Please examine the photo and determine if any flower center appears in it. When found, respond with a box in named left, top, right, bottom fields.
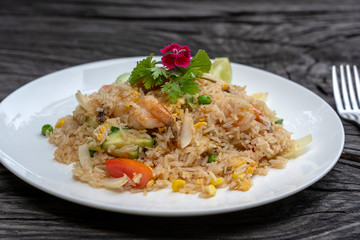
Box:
left=173, top=48, right=186, bottom=55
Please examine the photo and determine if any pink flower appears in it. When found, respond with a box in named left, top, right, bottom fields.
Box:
left=160, top=42, right=191, bottom=69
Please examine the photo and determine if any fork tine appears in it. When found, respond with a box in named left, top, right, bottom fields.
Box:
left=346, top=65, right=359, bottom=109
left=353, top=65, right=360, bottom=107
left=332, top=66, right=344, bottom=112
left=340, top=65, right=351, bottom=110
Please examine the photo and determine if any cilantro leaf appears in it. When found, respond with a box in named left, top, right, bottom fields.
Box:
left=179, top=77, right=199, bottom=95
left=143, top=74, right=156, bottom=89
left=184, top=50, right=212, bottom=73
left=151, top=67, right=168, bottom=79
left=161, top=80, right=182, bottom=103
left=151, top=67, right=168, bottom=86
left=129, top=54, right=155, bottom=86
left=186, top=94, right=196, bottom=108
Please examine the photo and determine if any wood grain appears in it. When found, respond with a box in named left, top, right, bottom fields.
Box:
left=0, top=0, right=359, bottom=239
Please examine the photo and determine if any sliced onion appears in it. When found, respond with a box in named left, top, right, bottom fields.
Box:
left=75, top=91, right=91, bottom=112
left=101, top=176, right=129, bottom=189
left=180, top=110, right=193, bottom=148
left=78, top=143, right=92, bottom=167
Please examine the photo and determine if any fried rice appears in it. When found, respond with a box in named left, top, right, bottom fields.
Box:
left=48, top=73, right=296, bottom=198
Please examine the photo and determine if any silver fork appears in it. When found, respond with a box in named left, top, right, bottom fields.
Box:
left=332, top=65, right=360, bottom=126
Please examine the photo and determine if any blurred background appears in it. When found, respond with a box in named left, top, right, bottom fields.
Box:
left=1, top=0, right=359, bottom=102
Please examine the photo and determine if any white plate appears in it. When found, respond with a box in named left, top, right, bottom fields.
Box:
left=0, top=57, right=344, bottom=216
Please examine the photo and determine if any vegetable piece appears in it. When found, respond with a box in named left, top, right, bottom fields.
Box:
left=172, top=179, right=185, bottom=192
left=101, top=176, right=129, bottom=189
left=274, top=118, right=283, bottom=124
left=89, top=149, right=96, bottom=157
left=109, top=145, right=140, bottom=159
left=75, top=91, right=91, bottom=112
left=102, top=84, right=111, bottom=90
left=194, top=122, right=207, bottom=131
left=209, top=57, right=232, bottom=83
left=208, top=154, right=218, bottom=163
left=251, top=92, right=268, bottom=102
left=101, top=128, right=154, bottom=150
left=41, top=124, right=53, bottom=136
left=210, top=177, right=224, bottom=186
left=180, top=110, right=193, bottom=148
left=105, top=158, right=153, bottom=188
left=116, top=73, right=130, bottom=83
left=205, top=184, right=217, bottom=197
left=78, top=143, right=93, bottom=167
left=198, top=95, right=211, bottom=105
left=85, top=117, right=99, bottom=128
left=282, top=134, right=312, bottom=158
left=109, top=126, right=120, bottom=134
left=186, top=94, right=196, bottom=108
left=55, top=118, right=65, bottom=128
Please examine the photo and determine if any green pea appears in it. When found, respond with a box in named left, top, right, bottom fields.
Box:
left=208, top=154, right=218, bottom=163
left=41, top=124, right=53, bottom=136
left=198, top=95, right=211, bottom=105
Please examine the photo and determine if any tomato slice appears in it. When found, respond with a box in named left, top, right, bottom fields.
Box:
left=105, top=158, right=153, bottom=188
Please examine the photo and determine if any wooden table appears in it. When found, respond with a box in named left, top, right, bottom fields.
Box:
left=1, top=0, right=359, bottom=239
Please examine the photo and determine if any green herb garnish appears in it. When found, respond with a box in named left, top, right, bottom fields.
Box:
left=128, top=49, right=211, bottom=106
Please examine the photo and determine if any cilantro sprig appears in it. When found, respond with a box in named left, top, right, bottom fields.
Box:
left=128, top=50, right=212, bottom=106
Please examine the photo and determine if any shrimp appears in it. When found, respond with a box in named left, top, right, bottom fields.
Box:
left=128, top=96, right=179, bottom=141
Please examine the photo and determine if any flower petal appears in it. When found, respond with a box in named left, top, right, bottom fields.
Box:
left=161, top=42, right=181, bottom=53
left=161, top=54, right=176, bottom=69
left=175, top=55, right=191, bottom=68
left=160, top=44, right=173, bottom=54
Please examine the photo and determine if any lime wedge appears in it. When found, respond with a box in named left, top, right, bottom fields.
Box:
left=116, top=73, right=130, bottom=83
left=209, top=57, right=232, bottom=83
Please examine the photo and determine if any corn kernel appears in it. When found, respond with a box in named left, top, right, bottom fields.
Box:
left=210, top=177, right=224, bottom=186
left=176, top=109, right=182, bottom=115
left=131, top=90, right=141, bottom=102
left=194, top=122, right=207, bottom=130
left=251, top=161, right=258, bottom=168
left=146, top=179, right=155, bottom=188
left=55, top=118, right=65, bottom=128
left=172, top=179, right=185, bottom=192
left=232, top=172, right=245, bottom=181
left=205, top=184, right=216, bottom=197
left=222, top=83, right=229, bottom=91
left=232, top=158, right=246, bottom=168
left=96, top=125, right=108, bottom=141
left=239, top=180, right=251, bottom=191
left=97, top=134, right=102, bottom=141
left=246, top=167, right=254, bottom=175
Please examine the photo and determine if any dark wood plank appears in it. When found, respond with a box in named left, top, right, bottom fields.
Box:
left=0, top=0, right=360, bottom=239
